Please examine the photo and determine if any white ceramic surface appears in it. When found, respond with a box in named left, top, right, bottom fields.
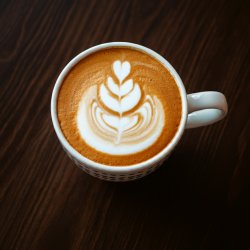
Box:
left=51, top=42, right=228, bottom=181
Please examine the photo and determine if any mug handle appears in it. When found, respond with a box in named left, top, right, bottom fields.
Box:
left=185, top=91, right=228, bottom=129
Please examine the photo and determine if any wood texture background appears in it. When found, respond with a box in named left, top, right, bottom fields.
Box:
left=1, top=0, right=249, bottom=249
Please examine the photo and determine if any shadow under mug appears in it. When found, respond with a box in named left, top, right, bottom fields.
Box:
left=51, top=42, right=228, bottom=182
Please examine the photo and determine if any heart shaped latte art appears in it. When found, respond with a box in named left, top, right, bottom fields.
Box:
left=113, top=61, right=131, bottom=82
left=77, top=60, right=165, bottom=155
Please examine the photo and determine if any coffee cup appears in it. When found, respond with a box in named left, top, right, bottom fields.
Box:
left=51, top=42, right=228, bottom=181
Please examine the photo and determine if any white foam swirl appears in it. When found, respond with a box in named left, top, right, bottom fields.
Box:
left=77, top=61, right=165, bottom=155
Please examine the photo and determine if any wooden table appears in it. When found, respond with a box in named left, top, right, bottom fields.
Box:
left=1, top=0, right=249, bottom=249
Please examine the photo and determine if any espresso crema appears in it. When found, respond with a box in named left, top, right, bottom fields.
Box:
left=57, top=48, right=182, bottom=166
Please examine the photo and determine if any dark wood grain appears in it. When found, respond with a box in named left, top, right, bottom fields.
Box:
left=1, top=0, right=249, bottom=249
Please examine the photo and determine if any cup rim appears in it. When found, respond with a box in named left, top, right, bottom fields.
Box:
left=51, top=42, right=187, bottom=173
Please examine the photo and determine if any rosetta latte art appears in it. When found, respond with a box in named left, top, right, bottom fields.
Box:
left=77, top=60, right=165, bottom=155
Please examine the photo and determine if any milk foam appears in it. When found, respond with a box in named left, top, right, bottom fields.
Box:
left=77, top=61, right=165, bottom=155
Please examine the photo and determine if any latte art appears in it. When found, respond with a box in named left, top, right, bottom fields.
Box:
left=77, top=61, right=165, bottom=155
left=57, top=47, right=182, bottom=166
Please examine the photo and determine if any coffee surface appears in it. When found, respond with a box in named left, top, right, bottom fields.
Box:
left=57, top=48, right=182, bottom=166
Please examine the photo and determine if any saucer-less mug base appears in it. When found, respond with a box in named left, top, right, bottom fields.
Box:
left=63, top=143, right=171, bottom=181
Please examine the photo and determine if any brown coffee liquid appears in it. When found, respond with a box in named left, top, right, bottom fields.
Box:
left=57, top=48, right=182, bottom=166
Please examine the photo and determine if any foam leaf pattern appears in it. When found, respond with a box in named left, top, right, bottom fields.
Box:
left=77, top=60, right=165, bottom=153
left=100, top=61, right=141, bottom=116
left=107, top=77, right=133, bottom=97
left=107, top=77, right=119, bottom=96
left=121, top=79, right=133, bottom=96
left=120, top=84, right=141, bottom=113
left=99, top=84, right=120, bottom=112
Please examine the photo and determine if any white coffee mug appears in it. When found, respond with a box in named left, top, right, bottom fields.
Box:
left=51, top=42, right=228, bottom=182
